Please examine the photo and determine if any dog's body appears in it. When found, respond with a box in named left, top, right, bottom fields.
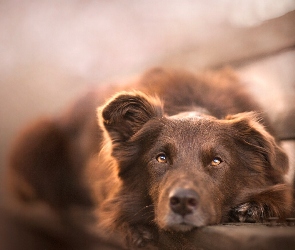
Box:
left=4, top=68, right=293, bottom=249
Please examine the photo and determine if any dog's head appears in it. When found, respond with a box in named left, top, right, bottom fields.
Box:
left=98, top=91, right=292, bottom=232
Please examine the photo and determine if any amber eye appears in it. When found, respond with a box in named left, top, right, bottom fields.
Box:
left=210, top=157, right=222, bottom=166
left=156, top=153, right=167, bottom=163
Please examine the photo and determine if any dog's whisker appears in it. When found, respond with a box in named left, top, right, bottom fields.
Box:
left=133, top=205, right=155, bottom=217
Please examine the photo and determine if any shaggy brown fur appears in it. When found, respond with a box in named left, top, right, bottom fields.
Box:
left=3, top=68, right=293, bottom=249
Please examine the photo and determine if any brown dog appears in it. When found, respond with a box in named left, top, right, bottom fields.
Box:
left=4, top=68, right=293, bottom=249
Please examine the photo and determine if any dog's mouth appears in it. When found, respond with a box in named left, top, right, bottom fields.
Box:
left=178, top=221, right=196, bottom=231
left=163, top=216, right=200, bottom=232
left=166, top=221, right=196, bottom=232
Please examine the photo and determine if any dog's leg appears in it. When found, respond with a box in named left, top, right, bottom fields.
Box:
left=125, top=224, right=158, bottom=249
left=229, top=184, right=293, bottom=223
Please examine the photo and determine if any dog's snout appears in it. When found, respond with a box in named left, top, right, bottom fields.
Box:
left=169, top=188, right=199, bottom=216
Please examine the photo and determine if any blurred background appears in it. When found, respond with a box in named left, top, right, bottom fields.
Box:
left=0, top=0, right=295, bottom=178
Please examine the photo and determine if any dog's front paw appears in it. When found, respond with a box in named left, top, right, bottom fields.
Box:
left=126, top=225, right=157, bottom=249
left=230, top=202, right=268, bottom=223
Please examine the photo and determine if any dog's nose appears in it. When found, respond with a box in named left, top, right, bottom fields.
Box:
left=169, top=188, right=199, bottom=216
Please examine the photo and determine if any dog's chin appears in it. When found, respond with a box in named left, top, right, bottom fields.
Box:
left=164, top=222, right=196, bottom=232
left=159, top=213, right=206, bottom=232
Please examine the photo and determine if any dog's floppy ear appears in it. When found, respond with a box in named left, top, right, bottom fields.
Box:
left=225, top=112, right=289, bottom=177
left=98, top=91, right=163, bottom=143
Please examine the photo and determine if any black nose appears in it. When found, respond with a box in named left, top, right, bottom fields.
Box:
left=169, top=188, right=199, bottom=216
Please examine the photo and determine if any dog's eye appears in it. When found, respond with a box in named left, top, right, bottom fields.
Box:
left=156, top=153, right=167, bottom=163
left=210, top=157, right=223, bottom=166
